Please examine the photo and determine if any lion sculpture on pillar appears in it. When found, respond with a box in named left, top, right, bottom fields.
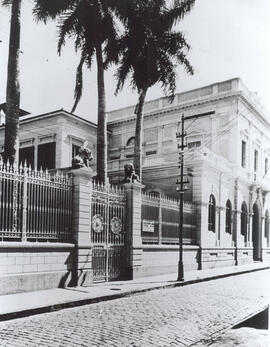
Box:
left=123, top=163, right=140, bottom=183
left=72, top=141, right=93, bottom=169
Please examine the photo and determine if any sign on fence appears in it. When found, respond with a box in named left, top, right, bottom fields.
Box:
left=142, top=220, right=155, bottom=233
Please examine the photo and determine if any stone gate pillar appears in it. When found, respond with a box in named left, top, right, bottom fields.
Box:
left=124, top=182, right=144, bottom=279
left=69, top=167, right=96, bottom=286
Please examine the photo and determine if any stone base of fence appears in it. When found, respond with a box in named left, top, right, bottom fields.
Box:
left=0, top=242, right=75, bottom=295
left=236, top=247, right=254, bottom=265
left=140, top=245, right=200, bottom=278
left=200, top=247, right=257, bottom=269
left=75, top=247, right=93, bottom=287
left=262, top=247, right=270, bottom=261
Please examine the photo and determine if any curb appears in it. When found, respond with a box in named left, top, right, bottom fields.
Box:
left=0, top=266, right=269, bottom=322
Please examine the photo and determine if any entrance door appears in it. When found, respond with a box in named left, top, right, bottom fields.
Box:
left=252, top=204, right=261, bottom=261
left=91, top=183, right=126, bottom=282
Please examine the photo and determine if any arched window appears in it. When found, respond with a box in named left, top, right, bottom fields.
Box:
left=208, top=194, right=216, bottom=232
left=126, top=137, right=135, bottom=147
left=265, top=210, right=269, bottom=246
left=225, top=199, right=232, bottom=234
left=241, top=202, right=248, bottom=238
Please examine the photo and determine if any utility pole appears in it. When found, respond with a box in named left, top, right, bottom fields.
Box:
left=176, top=114, right=188, bottom=281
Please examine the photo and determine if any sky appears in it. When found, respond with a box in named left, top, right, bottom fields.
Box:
left=0, top=0, right=270, bottom=124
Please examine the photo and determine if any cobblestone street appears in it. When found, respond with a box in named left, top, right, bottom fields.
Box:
left=0, top=270, right=269, bottom=347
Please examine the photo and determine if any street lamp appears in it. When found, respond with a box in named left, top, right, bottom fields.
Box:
left=176, top=114, right=188, bottom=281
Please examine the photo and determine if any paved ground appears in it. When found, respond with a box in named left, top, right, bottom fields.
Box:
left=0, top=270, right=269, bottom=346
left=194, top=328, right=269, bottom=347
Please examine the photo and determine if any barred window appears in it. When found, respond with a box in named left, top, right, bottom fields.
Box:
left=241, top=201, right=248, bottom=238
left=265, top=210, right=269, bottom=246
left=225, top=199, right=232, bottom=234
left=208, top=194, right=216, bottom=232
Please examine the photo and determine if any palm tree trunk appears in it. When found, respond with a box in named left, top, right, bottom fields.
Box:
left=95, top=42, right=107, bottom=183
left=4, top=0, right=22, bottom=166
left=134, top=88, right=147, bottom=181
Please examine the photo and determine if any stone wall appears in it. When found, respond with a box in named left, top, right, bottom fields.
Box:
left=237, top=248, right=254, bottom=265
left=141, top=245, right=199, bottom=277
left=0, top=243, right=75, bottom=295
left=262, top=248, right=270, bottom=261
left=200, top=248, right=235, bottom=269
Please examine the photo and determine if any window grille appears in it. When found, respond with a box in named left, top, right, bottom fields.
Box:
left=265, top=210, right=269, bottom=247
left=241, top=201, right=248, bottom=239
left=208, top=194, right=216, bottom=232
left=188, top=141, right=201, bottom=149
left=265, top=158, right=269, bottom=175
left=241, top=141, right=246, bottom=168
left=225, top=199, right=232, bottom=234
left=254, top=149, right=258, bottom=172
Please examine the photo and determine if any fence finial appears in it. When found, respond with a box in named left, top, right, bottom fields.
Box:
left=19, top=162, right=23, bottom=174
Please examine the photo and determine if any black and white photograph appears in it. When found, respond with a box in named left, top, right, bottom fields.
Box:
left=0, top=0, right=269, bottom=346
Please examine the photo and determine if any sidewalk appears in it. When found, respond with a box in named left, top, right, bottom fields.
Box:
left=0, top=262, right=269, bottom=322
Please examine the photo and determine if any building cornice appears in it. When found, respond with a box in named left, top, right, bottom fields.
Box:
left=108, top=92, right=240, bottom=127
left=0, top=109, right=98, bottom=130
left=108, top=90, right=270, bottom=130
left=238, top=92, right=270, bottom=128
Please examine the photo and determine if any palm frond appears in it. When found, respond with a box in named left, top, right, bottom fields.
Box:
left=33, top=0, right=77, bottom=23
left=2, top=0, right=12, bottom=6
left=176, top=51, right=194, bottom=75
left=165, top=0, right=196, bottom=29
left=115, top=53, right=132, bottom=95
left=71, top=53, right=86, bottom=113
left=103, top=10, right=120, bottom=67
left=57, top=8, right=81, bottom=54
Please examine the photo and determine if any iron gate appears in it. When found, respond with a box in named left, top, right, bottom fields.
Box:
left=91, top=182, right=126, bottom=282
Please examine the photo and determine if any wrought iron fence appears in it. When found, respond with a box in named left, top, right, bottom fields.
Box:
left=0, top=161, right=73, bottom=242
left=91, top=180, right=126, bottom=282
left=141, top=192, right=197, bottom=245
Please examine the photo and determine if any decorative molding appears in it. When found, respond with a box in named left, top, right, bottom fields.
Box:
left=38, top=133, right=56, bottom=144
left=108, top=92, right=240, bottom=126
left=20, top=138, right=35, bottom=148
left=68, top=134, right=85, bottom=146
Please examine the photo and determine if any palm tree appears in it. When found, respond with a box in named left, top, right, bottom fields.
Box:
left=33, top=0, right=121, bottom=182
left=2, top=0, right=22, bottom=166
left=115, top=0, right=195, bottom=180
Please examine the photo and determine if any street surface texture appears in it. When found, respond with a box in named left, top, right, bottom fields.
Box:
left=0, top=269, right=269, bottom=347
left=194, top=327, right=269, bottom=347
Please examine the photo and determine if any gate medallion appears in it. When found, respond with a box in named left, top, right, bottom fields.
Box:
left=92, top=214, right=103, bottom=233
left=111, top=217, right=122, bottom=235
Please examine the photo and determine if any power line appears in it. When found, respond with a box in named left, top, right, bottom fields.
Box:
left=184, top=111, right=243, bottom=164
left=185, top=117, right=198, bottom=131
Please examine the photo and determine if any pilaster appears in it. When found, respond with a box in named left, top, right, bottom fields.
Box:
left=69, top=167, right=96, bottom=286
left=124, top=182, right=144, bottom=279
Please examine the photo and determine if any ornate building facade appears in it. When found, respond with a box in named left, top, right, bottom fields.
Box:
left=0, top=77, right=269, bottom=270
left=107, top=78, right=270, bottom=268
